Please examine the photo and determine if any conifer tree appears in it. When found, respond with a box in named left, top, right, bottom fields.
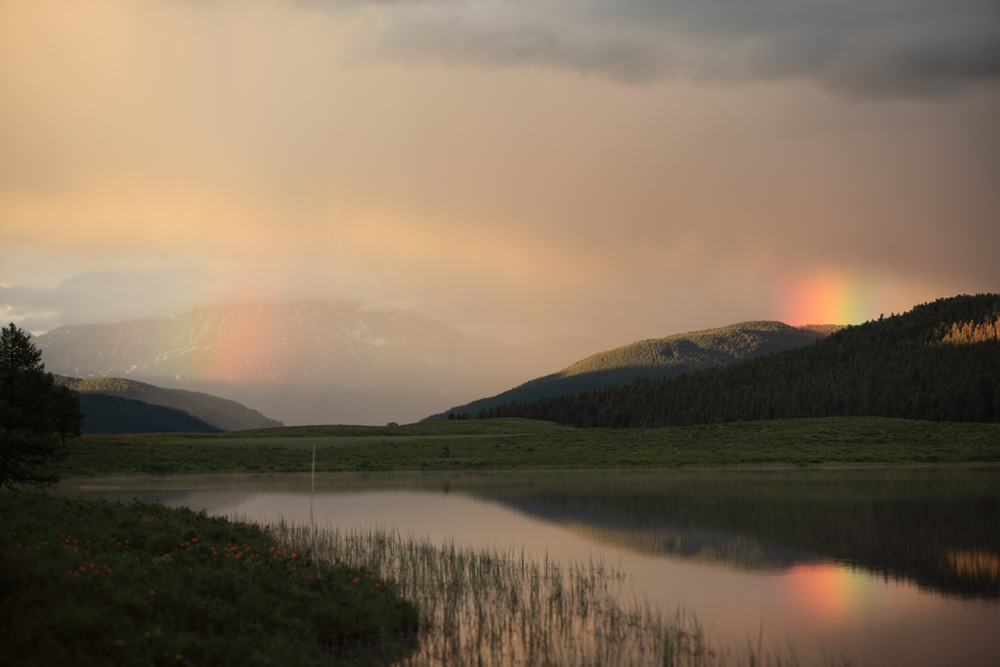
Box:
left=0, top=323, right=83, bottom=491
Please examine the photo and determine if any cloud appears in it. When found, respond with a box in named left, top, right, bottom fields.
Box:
left=329, top=0, right=1000, bottom=98
left=1, top=0, right=997, bottom=343
left=1, top=268, right=203, bottom=333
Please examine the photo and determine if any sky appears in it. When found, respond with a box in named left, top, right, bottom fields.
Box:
left=2, top=0, right=999, bottom=343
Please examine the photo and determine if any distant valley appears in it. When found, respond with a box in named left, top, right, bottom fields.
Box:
left=35, top=302, right=615, bottom=426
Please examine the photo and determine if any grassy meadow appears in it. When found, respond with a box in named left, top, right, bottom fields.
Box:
left=59, top=416, right=1000, bottom=477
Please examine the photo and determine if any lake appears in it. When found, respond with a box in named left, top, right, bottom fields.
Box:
left=57, top=466, right=1000, bottom=666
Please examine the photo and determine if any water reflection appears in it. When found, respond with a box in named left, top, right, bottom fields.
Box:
left=57, top=467, right=1000, bottom=667
left=458, top=468, right=1000, bottom=600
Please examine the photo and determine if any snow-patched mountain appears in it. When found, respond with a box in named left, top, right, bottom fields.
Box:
left=35, top=303, right=608, bottom=425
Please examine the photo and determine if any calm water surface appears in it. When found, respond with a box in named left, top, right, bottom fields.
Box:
left=58, top=467, right=1000, bottom=667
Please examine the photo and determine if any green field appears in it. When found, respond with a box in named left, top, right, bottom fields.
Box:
left=58, top=417, right=1000, bottom=477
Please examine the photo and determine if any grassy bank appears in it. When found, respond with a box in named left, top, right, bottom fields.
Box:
left=59, top=417, right=1000, bottom=477
left=0, top=492, right=417, bottom=667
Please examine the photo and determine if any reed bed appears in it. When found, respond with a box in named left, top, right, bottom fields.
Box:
left=259, top=519, right=823, bottom=667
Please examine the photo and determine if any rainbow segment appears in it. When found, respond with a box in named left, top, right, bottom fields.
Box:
left=781, top=563, right=878, bottom=624
left=199, top=313, right=295, bottom=383
left=778, top=271, right=876, bottom=326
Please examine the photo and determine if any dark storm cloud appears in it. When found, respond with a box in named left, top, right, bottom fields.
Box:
left=324, top=0, right=1000, bottom=97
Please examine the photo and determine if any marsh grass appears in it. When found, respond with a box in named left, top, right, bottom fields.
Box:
left=262, top=521, right=837, bottom=667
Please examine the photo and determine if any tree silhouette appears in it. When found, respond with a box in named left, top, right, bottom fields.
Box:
left=0, top=323, right=83, bottom=491
left=52, top=385, right=85, bottom=445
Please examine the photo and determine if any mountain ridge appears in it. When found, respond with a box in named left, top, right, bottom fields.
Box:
left=53, top=376, right=283, bottom=432
left=491, top=294, right=1000, bottom=427
left=425, top=320, right=841, bottom=421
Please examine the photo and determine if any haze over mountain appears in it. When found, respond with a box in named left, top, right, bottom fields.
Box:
left=428, top=321, right=840, bottom=421
left=35, top=302, right=616, bottom=426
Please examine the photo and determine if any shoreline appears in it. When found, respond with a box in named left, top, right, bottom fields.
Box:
left=55, top=459, right=1000, bottom=486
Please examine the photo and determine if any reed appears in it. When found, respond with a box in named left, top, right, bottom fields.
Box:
left=260, top=520, right=834, bottom=667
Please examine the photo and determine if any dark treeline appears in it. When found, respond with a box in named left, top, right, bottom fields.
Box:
left=426, top=321, right=839, bottom=423
left=484, top=294, right=1000, bottom=427
left=77, top=393, right=222, bottom=434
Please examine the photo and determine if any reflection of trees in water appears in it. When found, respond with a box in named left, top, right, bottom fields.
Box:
left=564, top=521, right=813, bottom=571
left=467, top=468, right=1000, bottom=600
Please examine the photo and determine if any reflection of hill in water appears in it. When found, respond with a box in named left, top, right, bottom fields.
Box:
left=564, top=521, right=814, bottom=571
left=484, top=493, right=815, bottom=571
left=461, top=468, right=1000, bottom=600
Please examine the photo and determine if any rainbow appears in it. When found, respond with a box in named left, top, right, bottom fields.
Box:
left=780, top=562, right=878, bottom=623
left=777, top=270, right=876, bottom=326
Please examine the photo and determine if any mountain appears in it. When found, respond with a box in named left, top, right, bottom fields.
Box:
left=75, top=393, right=223, bottom=434
left=54, top=376, right=282, bottom=431
left=426, top=321, right=840, bottom=421
left=493, top=294, right=1000, bottom=427
left=34, top=302, right=612, bottom=426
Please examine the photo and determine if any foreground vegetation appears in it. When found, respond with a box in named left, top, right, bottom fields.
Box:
left=57, top=416, right=1000, bottom=477
left=0, top=492, right=417, bottom=666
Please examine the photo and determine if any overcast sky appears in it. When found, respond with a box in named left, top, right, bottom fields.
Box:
left=2, top=0, right=998, bottom=342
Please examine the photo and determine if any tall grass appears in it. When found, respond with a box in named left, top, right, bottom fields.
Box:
left=261, top=521, right=834, bottom=667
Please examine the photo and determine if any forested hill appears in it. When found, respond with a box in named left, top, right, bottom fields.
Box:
left=490, top=294, right=1000, bottom=427
left=425, top=321, right=839, bottom=421
left=53, top=376, right=282, bottom=431
left=76, top=393, right=223, bottom=435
